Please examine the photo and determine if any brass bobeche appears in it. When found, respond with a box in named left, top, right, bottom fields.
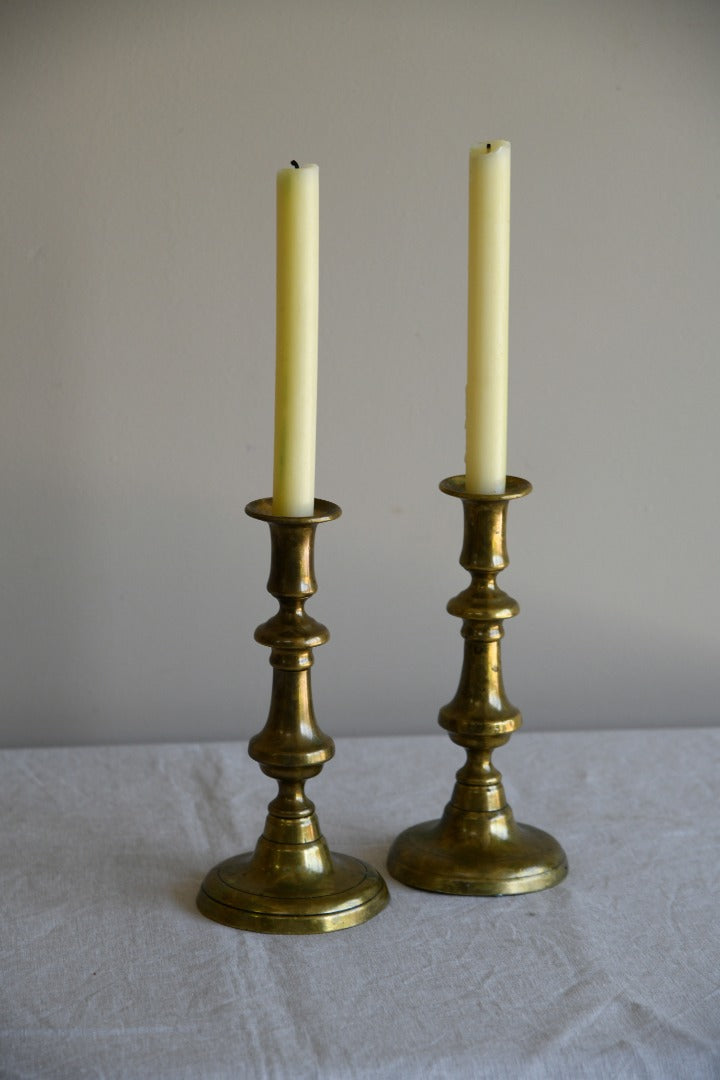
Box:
left=197, top=498, right=388, bottom=933
left=388, top=476, right=567, bottom=895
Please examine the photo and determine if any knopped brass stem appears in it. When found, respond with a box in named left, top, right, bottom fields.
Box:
left=388, top=476, right=567, bottom=895
left=197, top=498, right=388, bottom=933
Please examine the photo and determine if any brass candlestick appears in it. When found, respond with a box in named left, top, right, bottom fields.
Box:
left=388, top=475, right=567, bottom=895
left=197, top=498, right=389, bottom=933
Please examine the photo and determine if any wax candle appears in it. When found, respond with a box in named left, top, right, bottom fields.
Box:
left=272, top=162, right=319, bottom=517
left=465, top=141, right=511, bottom=495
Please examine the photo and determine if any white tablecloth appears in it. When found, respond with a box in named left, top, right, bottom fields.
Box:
left=2, top=728, right=719, bottom=1079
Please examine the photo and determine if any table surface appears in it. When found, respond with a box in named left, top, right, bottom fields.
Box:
left=2, top=728, right=719, bottom=1079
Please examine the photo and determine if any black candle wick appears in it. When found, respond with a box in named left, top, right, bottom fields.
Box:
left=290, top=160, right=300, bottom=169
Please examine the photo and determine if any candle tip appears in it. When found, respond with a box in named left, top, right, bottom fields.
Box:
left=486, top=143, right=491, bottom=151
left=290, top=160, right=300, bottom=169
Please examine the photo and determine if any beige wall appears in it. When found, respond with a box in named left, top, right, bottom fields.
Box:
left=2, top=0, right=719, bottom=746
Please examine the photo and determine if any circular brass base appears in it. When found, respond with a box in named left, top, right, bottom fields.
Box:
left=388, top=818, right=568, bottom=896
left=197, top=851, right=389, bottom=934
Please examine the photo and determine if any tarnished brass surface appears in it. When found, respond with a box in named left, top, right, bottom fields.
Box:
left=388, top=476, right=567, bottom=895
left=197, top=498, right=388, bottom=933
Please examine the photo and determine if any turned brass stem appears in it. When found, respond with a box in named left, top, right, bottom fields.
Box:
left=388, top=476, right=567, bottom=896
left=196, top=498, right=388, bottom=933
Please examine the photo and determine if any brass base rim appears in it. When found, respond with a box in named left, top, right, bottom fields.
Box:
left=388, top=819, right=568, bottom=896
left=197, top=852, right=389, bottom=934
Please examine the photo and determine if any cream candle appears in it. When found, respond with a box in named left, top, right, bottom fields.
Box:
left=272, top=162, right=319, bottom=517
left=465, top=140, right=511, bottom=495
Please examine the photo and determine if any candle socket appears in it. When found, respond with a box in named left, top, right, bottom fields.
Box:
left=197, top=498, right=389, bottom=933
left=388, top=476, right=567, bottom=895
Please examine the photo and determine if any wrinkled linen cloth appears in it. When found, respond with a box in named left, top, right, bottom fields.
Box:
left=1, top=728, right=719, bottom=1079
